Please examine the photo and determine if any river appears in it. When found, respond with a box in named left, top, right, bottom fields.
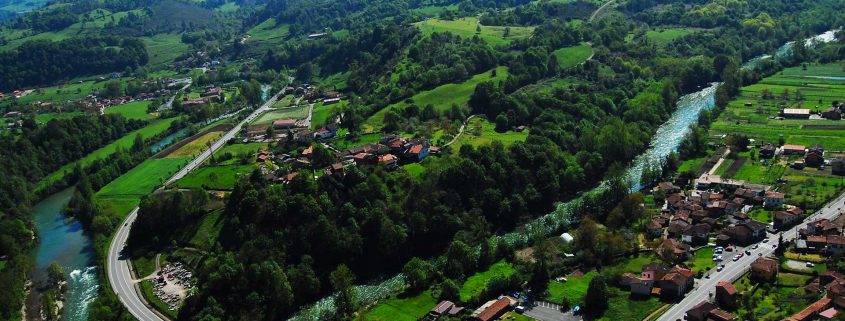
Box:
left=30, top=188, right=98, bottom=321
left=288, top=28, right=841, bottom=321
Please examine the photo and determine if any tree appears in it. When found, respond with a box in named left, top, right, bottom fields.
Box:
left=239, top=79, right=263, bottom=106
left=583, top=275, right=609, bottom=313
left=103, top=80, right=122, bottom=98
left=775, top=233, right=785, bottom=256
left=439, top=279, right=460, bottom=301
left=47, top=261, right=64, bottom=286
left=330, top=264, right=356, bottom=320
left=403, top=257, right=435, bottom=290
left=296, top=62, right=315, bottom=81
left=495, top=113, right=509, bottom=132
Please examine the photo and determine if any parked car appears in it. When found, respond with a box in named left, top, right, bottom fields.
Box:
left=806, top=262, right=816, bottom=268
left=745, top=250, right=751, bottom=255
left=752, top=244, right=759, bottom=249
left=763, top=239, right=769, bottom=243
left=717, top=266, right=724, bottom=272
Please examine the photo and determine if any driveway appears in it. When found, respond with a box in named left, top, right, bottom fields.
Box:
left=524, top=301, right=581, bottom=321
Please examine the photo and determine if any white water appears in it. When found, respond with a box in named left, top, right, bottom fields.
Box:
left=65, top=267, right=99, bottom=321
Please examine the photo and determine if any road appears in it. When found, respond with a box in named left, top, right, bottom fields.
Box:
left=107, top=89, right=285, bottom=321
left=589, top=0, right=614, bottom=22
left=657, top=191, right=845, bottom=321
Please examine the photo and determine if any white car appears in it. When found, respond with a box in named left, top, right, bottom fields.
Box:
left=732, top=255, right=740, bottom=261
left=717, top=266, right=724, bottom=272
left=806, top=262, right=816, bottom=268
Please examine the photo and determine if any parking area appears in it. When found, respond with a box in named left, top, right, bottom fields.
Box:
left=523, top=301, right=582, bottom=321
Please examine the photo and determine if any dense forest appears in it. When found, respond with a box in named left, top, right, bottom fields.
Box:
left=0, top=114, right=150, bottom=320
left=0, top=36, right=148, bottom=91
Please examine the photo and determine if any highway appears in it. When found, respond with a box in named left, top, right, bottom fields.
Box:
left=657, top=191, right=845, bottom=321
left=107, top=89, right=284, bottom=321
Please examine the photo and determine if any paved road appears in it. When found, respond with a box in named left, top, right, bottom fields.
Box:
left=657, top=191, right=845, bottom=321
left=107, top=89, right=285, bottom=321
left=525, top=301, right=580, bottom=321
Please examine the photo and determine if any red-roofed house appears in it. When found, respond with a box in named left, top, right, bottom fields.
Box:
left=428, top=300, right=463, bottom=319
left=786, top=297, right=831, bottom=321
left=273, top=119, right=298, bottom=129
left=715, top=281, right=739, bottom=309
left=472, top=297, right=512, bottom=321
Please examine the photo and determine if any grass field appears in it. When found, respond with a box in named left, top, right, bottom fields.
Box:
left=685, top=247, right=714, bottom=274
left=189, top=210, right=225, bottom=250
left=95, top=157, right=190, bottom=216
left=16, top=77, right=138, bottom=105
left=546, top=271, right=596, bottom=305
left=596, top=290, right=664, bottom=321
left=411, top=4, right=458, bottom=16
left=450, top=118, right=529, bottom=150
left=37, top=117, right=180, bottom=191
left=643, top=28, right=697, bottom=44
left=253, top=106, right=310, bottom=125
left=364, top=290, right=437, bottom=321
left=175, top=163, right=255, bottom=190
left=166, top=131, right=224, bottom=158
left=552, top=43, right=592, bottom=69
left=331, top=132, right=383, bottom=150
left=311, top=100, right=346, bottom=129
left=142, top=33, right=191, bottom=66
left=414, top=17, right=534, bottom=46
left=245, top=18, right=290, bottom=53
left=460, top=260, right=516, bottom=302
left=733, top=274, right=814, bottom=320
left=217, top=142, right=269, bottom=156
left=402, top=163, right=425, bottom=181
left=105, top=101, right=155, bottom=120
left=365, top=67, right=509, bottom=131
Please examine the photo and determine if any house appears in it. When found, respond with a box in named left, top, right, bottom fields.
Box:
left=823, top=107, right=842, bottom=120
left=323, top=97, right=341, bottom=105
left=630, top=278, right=653, bottom=296
left=819, top=308, right=838, bottom=320
left=378, top=154, right=399, bottom=169
left=764, top=191, right=784, bottom=208
left=407, top=143, right=429, bottom=161
left=428, top=300, right=463, bottom=320
left=716, top=281, right=740, bottom=309
left=273, top=119, right=299, bottom=129
left=721, top=220, right=767, bottom=245
left=774, top=210, right=803, bottom=230
left=658, top=266, right=694, bottom=299
left=655, top=181, right=681, bottom=194
left=646, top=219, right=663, bottom=238
left=759, top=144, right=776, bottom=158
left=785, top=298, right=831, bottom=321
left=806, top=145, right=825, bottom=167
left=782, top=108, right=811, bottom=119
left=826, top=235, right=845, bottom=254
left=750, top=257, right=779, bottom=281
left=782, top=144, right=807, bottom=156
left=685, top=301, right=735, bottom=321
left=681, top=223, right=711, bottom=245
left=314, top=125, right=337, bottom=140
left=660, top=238, right=691, bottom=261
left=805, top=218, right=841, bottom=236
left=353, top=153, right=376, bottom=165
left=832, top=158, right=845, bottom=175
left=471, top=297, right=514, bottom=321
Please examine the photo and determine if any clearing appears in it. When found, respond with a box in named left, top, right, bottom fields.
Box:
left=552, top=43, right=593, bottom=69
left=414, top=17, right=534, bottom=46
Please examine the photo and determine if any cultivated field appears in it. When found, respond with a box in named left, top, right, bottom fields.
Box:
left=165, top=131, right=224, bottom=158
left=449, top=118, right=529, bottom=150
left=105, top=101, right=155, bottom=120
left=552, top=43, right=593, bottom=69
left=253, top=106, right=310, bottom=125
left=95, top=157, right=190, bottom=216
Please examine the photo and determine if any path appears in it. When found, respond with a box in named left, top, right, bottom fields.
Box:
left=158, top=80, right=192, bottom=111
left=707, top=148, right=731, bottom=175
left=657, top=191, right=845, bottom=321
left=589, top=0, right=614, bottom=22
left=108, top=87, right=287, bottom=321
left=443, top=114, right=478, bottom=147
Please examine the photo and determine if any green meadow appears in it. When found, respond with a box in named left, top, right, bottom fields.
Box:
left=142, top=33, right=191, bottom=66
left=95, top=157, right=190, bottom=216
left=37, top=117, right=180, bottom=191
left=365, top=67, right=509, bottom=131
left=105, top=101, right=155, bottom=120
left=459, top=260, right=516, bottom=302
left=253, top=106, right=310, bottom=124
left=364, top=290, right=437, bottom=321
left=175, top=164, right=256, bottom=190
left=450, top=118, right=528, bottom=150
left=414, top=17, right=534, bottom=46
left=552, top=43, right=593, bottom=69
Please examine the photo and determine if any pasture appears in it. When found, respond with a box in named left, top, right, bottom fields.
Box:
left=365, top=67, right=509, bottom=131
left=449, top=118, right=528, bottom=150
left=459, top=260, right=516, bottom=302
left=95, top=157, right=190, bottom=216
left=165, top=131, right=224, bottom=158
left=105, top=101, right=155, bottom=120
left=364, top=290, right=437, bottom=321
left=552, top=43, right=593, bottom=69
left=414, top=17, right=534, bottom=46
left=253, top=106, right=310, bottom=125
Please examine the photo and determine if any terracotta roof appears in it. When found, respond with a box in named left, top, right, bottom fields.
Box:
left=475, top=298, right=510, bottom=321
left=782, top=144, right=806, bottom=151
left=786, top=298, right=831, bottom=321
left=431, top=301, right=454, bottom=314
left=751, top=257, right=778, bottom=274
left=819, top=307, right=838, bottom=319
left=708, top=308, right=735, bottom=321
left=828, top=235, right=845, bottom=245
left=409, top=144, right=424, bottom=154
left=717, top=281, right=737, bottom=295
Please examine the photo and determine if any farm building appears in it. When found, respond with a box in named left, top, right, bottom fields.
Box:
left=782, top=108, right=811, bottom=119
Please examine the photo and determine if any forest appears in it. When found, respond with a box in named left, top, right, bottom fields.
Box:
left=0, top=36, right=148, bottom=91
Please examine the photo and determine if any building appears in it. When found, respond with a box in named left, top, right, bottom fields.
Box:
left=660, top=238, right=691, bottom=261
left=750, top=257, right=779, bottom=281
left=774, top=210, right=803, bottom=230
left=471, top=297, right=514, bottom=321
left=428, top=300, right=463, bottom=320
left=759, top=144, right=776, bottom=158
left=646, top=219, right=663, bottom=238
left=785, top=298, right=831, bottom=321
left=827, top=235, right=845, bottom=254
left=782, top=144, right=807, bottom=156
left=764, top=191, right=784, bottom=208
left=832, top=158, right=845, bottom=176
left=806, top=145, right=825, bottom=167
left=685, top=301, right=735, bottom=321
left=822, top=107, right=842, bottom=120
left=655, top=181, right=682, bottom=194
left=378, top=154, right=399, bottom=169
left=782, top=108, right=811, bottom=119
left=716, top=281, right=740, bottom=309
left=273, top=119, right=299, bottom=129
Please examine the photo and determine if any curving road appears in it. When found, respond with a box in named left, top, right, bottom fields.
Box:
left=657, top=190, right=845, bottom=321
left=107, top=89, right=285, bottom=321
